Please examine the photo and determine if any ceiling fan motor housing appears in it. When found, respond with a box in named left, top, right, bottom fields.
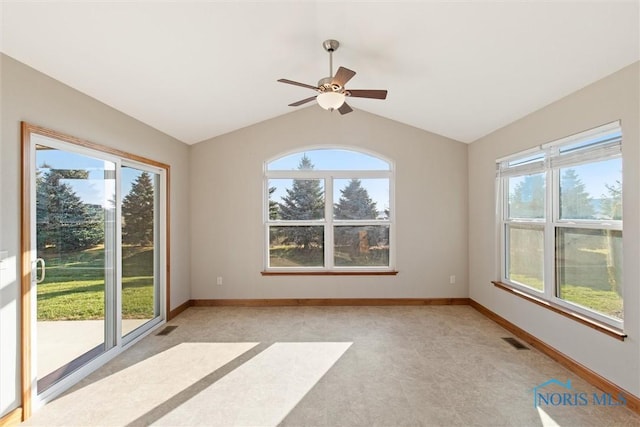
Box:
left=317, top=77, right=343, bottom=92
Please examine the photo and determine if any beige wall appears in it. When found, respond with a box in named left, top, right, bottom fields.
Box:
left=190, top=107, right=468, bottom=300
left=0, top=54, right=191, bottom=416
left=468, top=62, right=640, bottom=396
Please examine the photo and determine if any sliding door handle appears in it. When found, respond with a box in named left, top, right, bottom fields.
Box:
left=36, top=258, right=46, bottom=284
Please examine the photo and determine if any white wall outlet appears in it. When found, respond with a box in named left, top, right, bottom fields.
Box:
left=216, top=276, right=223, bottom=286
left=449, top=275, right=456, bottom=284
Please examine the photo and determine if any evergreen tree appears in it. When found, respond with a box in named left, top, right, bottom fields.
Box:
left=601, top=179, right=623, bottom=297
left=122, top=172, right=155, bottom=246
left=36, top=166, right=103, bottom=251
left=334, top=179, right=382, bottom=260
left=509, top=174, right=545, bottom=219
left=334, top=179, right=378, bottom=220
left=600, top=180, right=622, bottom=220
left=560, top=169, right=594, bottom=219
left=278, top=155, right=324, bottom=249
left=268, top=186, right=279, bottom=220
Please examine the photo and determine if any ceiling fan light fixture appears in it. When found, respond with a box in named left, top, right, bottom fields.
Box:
left=316, top=91, right=346, bottom=111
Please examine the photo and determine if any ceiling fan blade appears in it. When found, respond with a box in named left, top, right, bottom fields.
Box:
left=347, top=89, right=388, bottom=100
left=288, top=96, right=317, bottom=107
left=277, top=79, right=319, bottom=91
left=331, top=67, right=356, bottom=87
left=338, top=102, right=353, bottom=115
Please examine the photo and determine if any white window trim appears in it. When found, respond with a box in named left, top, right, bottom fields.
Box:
left=497, top=121, right=623, bottom=330
left=264, top=149, right=396, bottom=273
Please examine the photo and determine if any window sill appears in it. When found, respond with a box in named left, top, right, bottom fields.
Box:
left=261, top=271, right=399, bottom=276
left=492, top=281, right=626, bottom=341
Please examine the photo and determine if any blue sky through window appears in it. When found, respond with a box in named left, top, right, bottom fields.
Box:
left=37, top=148, right=140, bottom=207
left=268, top=149, right=391, bottom=215
left=268, top=149, right=389, bottom=171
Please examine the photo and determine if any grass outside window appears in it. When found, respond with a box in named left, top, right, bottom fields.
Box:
left=37, top=245, right=154, bottom=321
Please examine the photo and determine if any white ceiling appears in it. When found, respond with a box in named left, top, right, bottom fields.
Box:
left=1, top=1, right=638, bottom=145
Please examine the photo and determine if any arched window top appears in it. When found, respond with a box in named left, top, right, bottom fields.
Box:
left=267, top=148, right=390, bottom=171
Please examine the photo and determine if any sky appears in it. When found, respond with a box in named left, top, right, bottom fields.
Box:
left=36, top=148, right=148, bottom=207
left=507, top=129, right=623, bottom=202
left=509, top=157, right=622, bottom=200
left=268, top=149, right=391, bottom=215
left=563, top=158, right=622, bottom=198
left=267, top=149, right=390, bottom=171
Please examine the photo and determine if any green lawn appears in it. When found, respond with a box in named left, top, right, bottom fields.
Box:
left=269, top=245, right=324, bottom=267
left=37, top=246, right=155, bottom=321
left=510, top=274, right=622, bottom=319
left=269, top=245, right=389, bottom=267
left=559, top=284, right=623, bottom=320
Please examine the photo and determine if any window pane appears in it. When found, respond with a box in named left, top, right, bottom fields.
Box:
left=334, top=226, right=389, bottom=267
left=559, top=158, right=622, bottom=220
left=508, top=173, right=545, bottom=219
left=121, top=167, right=160, bottom=338
left=269, top=226, right=324, bottom=267
left=507, top=225, right=543, bottom=291
left=556, top=227, right=623, bottom=320
left=333, top=179, right=389, bottom=220
left=268, top=179, right=325, bottom=220
left=268, top=149, right=389, bottom=171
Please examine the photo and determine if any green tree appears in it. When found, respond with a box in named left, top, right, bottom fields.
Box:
left=278, top=155, right=324, bottom=249
left=334, top=179, right=384, bottom=261
left=560, top=169, right=594, bottom=219
left=600, top=180, right=622, bottom=220
left=509, top=174, right=545, bottom=218
left=122, top=172, right=155, bottom=246
left=334, top=179, right=378, bottom=220
left=601, top=179, right=623, bottom=297
left=268, top=186, right=279, bottom=220
left=36, top=166, right=103, bottom=252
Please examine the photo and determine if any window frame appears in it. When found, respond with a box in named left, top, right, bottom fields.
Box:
left=497, top=121, right=623, bottom=330
left=264, top=148, right=395, bottom=273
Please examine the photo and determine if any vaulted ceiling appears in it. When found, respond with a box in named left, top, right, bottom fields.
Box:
left=2, top=1, right=638, bottom=145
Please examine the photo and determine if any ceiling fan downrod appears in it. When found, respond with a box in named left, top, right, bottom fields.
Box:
left=323, top=39, right=340, bottom=79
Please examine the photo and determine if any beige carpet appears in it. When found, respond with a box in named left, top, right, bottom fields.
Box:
left=23, top=305, right=640, bottom=426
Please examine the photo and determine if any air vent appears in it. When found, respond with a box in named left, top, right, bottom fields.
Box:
left=502, top=337, right=529, bottom=350
left=156, top=325, right=178, bottom=336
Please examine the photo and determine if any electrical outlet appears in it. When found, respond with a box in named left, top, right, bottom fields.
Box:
left=216, top=276, right=223, bottom=286
left=449, top=275, right=456, bottom=284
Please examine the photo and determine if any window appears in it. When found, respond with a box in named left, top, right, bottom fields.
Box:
left=497, top=122, right=623, bottom=328
left=265, top=148, right=394, bottom=272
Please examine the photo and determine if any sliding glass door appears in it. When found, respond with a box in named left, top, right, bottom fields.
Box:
left=34, top=143, right=116, bottom=392
left=120, top=165, right=161, bottom=339
left=24, top=123, right=167, bottom=409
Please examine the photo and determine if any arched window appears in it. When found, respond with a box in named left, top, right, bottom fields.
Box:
left=264, top=148, right=394, bottom=272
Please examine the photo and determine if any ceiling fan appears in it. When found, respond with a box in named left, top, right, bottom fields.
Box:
left=277, top=39, right=388, bottom=115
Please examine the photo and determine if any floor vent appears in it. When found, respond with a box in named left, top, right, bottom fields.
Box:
left=157, top=325, right=178, bottom=336
left=502, top=337, right=529, bottom=350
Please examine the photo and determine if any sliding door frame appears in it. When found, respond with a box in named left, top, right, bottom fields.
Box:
left=20, top=122, right=171, bottom=419
left=120, top=160, right=166, bottom=345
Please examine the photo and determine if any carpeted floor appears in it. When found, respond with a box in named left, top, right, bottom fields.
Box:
left=23, top=305, right=640, bottom=426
